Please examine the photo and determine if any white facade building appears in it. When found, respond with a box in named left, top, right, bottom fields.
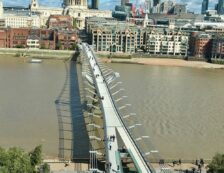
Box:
left=27, top=36, right=40, bottom=49
left=30, top=0, right=112, bottom=29
left=4, top=14, right=40, bottom=28
left=1, top=0, right=112, bottom=29
left=0, top=0, right=3, bottom=17
left=146, top=31, right=188, bottom=56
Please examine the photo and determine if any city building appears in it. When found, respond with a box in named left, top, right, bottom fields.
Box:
left=0, top=0, right=41, bottom=28
left=160, top=0, right=174, bottom=14
left=5, top=28, right=31, bottom=48
left=121, top=0, right=129, bottom=6
left=189, top=32, right=212, bottom=59
left=48, top=15, right=73, bottom=30
left=30, top=0, right=112, bottom=29
left=91, top=0, right=99, bottom=9
left=4, top=14, right=40, bottom=28
left=0, top=28, right=77, bottom=50
left=0, top=29, right=6, bottom=47
left=201, top=0, right=209, bottom=14
left=27, top=35, right=40, bottom=49
left=211, top=35, right=224, bottom=60
left=0, top=0, right=3, bottom=17
left=145, top=29, right=188, bottom=56
left=153, top=0, right=160, bottom=6
left=39, top=29, right=56, bottom=49
left=171, top=4, right=187, bottom=15
left=87, top=17, right=188, bottom=56
left=57, top=30, right=78, bottom=50
left=217, top=0, right=224, bottom=14
left=63, top=0, right=88, bottom=9
left=0, top=18, right=5, bottom=28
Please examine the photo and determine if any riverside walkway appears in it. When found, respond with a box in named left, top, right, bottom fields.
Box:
left=82, top=43, right=152, bottom=173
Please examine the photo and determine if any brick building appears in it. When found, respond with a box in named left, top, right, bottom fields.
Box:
left=48, top=15, right=73, bottom=30
left=57, top=30, right=78, bottom=50
left=189, top=32, right=212, bottom=59
left=211, top=35, right=224, bottom=60
left=39, top=29, right=56, bottom=49
left=6, top=28, right=30, bottom=48
left=0, top=29, right=6, bottom=47
left=0, top=28, right=78, bottom=50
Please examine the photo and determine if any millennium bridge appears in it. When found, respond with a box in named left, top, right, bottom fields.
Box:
left=55, top=43, right=171, bottom=173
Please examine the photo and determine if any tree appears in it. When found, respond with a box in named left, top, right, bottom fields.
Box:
left=207, top=153, right=224, bottom=173
left=71, top=43, right=78, bottom=50
left=0, top=147, right=33, bottom=173
left=56, top=41, right=62, bottom=50
left=73, top=18, right=77, bottom=29
left=0, top=146, right=46, bottom=173
left=42, top=163, right=50, bottom=173
left=29, top=145, right=43, bottom=167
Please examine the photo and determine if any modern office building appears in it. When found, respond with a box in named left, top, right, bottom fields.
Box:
left=153, top=0, right=160, bottom=6
left=91, top=0, right=99, bottom=9
left=217, top=0, right=224, bottom=14
left=201, top=0, right=209, bottom=14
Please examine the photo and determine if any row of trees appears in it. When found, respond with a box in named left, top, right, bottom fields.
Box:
left=207, top=153, right=224, bottom=173
left=0, top=145, right=50, bottom=173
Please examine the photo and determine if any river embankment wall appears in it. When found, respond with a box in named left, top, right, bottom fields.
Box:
left=0, top=48, right=75, bottom=60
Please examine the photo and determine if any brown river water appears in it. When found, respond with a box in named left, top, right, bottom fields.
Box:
left=0, top=56, right=224, bottom=160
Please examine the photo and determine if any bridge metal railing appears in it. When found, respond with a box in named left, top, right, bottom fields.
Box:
left=81, top=44, right=175, bottom=173
left=88, top=47, right=158, bottom=172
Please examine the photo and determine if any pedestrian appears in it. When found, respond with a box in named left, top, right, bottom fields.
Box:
left=109, top=145, right=112, bottom=150
left=113, top=135, right=116, bottom=142
left=172, top=161, right=176, bottom=167
left=117, top=165, right=120, bottom=170
left=178, top=159, right=182, bottom=165
left=200, top=159, right=204, bottom=167
left=198, top=164, right=201, bottom=172
left=195, top=159, right=199, bottom=166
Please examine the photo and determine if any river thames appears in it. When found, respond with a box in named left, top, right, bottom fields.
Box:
left=0, top=57, right=224, bottom=160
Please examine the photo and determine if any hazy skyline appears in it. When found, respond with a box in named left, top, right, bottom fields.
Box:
left=2, top=0, right=218, bottom=13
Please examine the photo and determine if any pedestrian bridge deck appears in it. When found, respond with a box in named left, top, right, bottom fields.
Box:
left=82, top=43, right=152, bottom=173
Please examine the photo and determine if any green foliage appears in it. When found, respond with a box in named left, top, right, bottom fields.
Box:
left=29, top=145, right=42, bottom=167
left=42, top=163, right=50, bottom=173
left=56, top=41, right=62, bottom=50
left=15, top=45, right=25, bottom=48
left=0, top=145, right=45, bottom=173
left=0, top=147, right=33, bottom=173
left=207, top=153, right=224, bottom=173
left=73, top=18, right=77, bottom=28
left=71, top=43, right=78, bottom=50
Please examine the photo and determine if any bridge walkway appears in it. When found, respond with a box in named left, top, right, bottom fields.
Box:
left=83, top=43, right=152, bottom=173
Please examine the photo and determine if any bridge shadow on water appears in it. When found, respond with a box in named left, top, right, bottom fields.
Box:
left=55, top=57, right=89, bottom=163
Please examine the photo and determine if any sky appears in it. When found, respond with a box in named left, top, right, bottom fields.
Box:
left=2, top=0, right=219, bottom=13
